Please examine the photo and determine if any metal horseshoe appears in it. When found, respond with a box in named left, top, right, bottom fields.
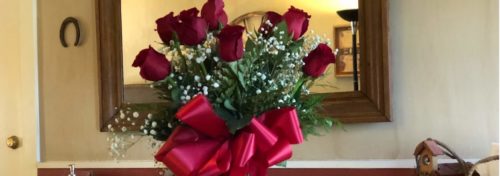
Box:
left=59, top=17, right=80, bottom=47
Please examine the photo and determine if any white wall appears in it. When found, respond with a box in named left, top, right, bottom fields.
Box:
left=293, top=0, right=499, bottom=160
left=40, top=0, right=498, bottom=162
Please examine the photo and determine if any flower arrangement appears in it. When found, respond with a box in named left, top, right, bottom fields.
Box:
left=109, top=0, right=340, bottom=175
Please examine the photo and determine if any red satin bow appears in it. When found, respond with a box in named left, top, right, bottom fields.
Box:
left=155, top=95, right=303, bottom=176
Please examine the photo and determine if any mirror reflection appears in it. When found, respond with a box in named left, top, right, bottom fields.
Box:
left=121, top=0, right=360, bottom=103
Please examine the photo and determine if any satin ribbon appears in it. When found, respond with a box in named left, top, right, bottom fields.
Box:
left=155, top=95, right=303, bottom=176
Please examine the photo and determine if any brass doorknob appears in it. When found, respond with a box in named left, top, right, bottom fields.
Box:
left=6, top=136, right=19, bottom=149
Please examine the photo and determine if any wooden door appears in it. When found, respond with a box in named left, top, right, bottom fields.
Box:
left=0, top=0, right=39, bottom=175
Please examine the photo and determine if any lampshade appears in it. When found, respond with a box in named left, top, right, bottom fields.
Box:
left=337, top=9, right=358, bottom=22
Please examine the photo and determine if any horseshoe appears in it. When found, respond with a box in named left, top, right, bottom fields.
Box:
left=59, top=17, right=80, bottom=47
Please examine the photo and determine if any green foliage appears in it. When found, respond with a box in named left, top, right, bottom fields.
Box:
left=128, top=19, right=339, bottom=141
left=294, top=95, right=341, bottom=138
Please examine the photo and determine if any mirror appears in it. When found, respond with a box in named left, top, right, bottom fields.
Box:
left=96, top=0, right=390, bottom=131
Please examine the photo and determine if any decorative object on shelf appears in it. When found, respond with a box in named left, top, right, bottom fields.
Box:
left=68, top=164, right=76, bottom=176
left=337, top=9, right=359, bottom=91
left=334, top=25, right=360, bottom=77
left=414, top=138, right=499, bottom=176
left=107, top=0, right=340, bottom=175
left=59, top=17, right=80, bottom=47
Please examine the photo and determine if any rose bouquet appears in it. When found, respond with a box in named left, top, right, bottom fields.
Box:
left=110, top=0, right=340, bottom=175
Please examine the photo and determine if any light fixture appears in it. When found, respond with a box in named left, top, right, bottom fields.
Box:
left=337, top=8, right=359, bottom=91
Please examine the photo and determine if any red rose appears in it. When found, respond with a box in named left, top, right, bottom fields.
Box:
left=175, top=8, right=208, bottom=46
left=303, top=44, right=335, bottom=78
left=201, top=0, right=228, bottom=30
left=217, top=25, right=244, bottom=62
left=259, top=11, right=282, bottom=36
left=283, top=6, right=310, bottom=40
left=156, top=12, right=177, bottom=45
left=132, top=46, right=171, bottom=81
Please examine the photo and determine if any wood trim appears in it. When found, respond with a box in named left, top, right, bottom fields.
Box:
left=39, top=168, right=416, bottom=176
left=321, top=0, right=391, bottom=123
left=96, top=0, right=391, bottom=131
left=96, top=0, right=124, bottom=131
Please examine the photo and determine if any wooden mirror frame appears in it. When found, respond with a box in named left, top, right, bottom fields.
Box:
left=96, top=0, right=390, bottom=131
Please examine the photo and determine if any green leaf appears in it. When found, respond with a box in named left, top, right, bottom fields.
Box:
left=224, top=85, right=236, bottom=97
left=218, top=22, right=224, bottom=31
left=276, top=161, right=287, bottom=167
left=245, top=39, right=256, bottom=53
left=273, top=21, right=291, bottom=42
left=292, top=77, right=306, bottom=99
left=325, top=119, right=333, bottom=127
left=228, top=62, right=247, bottom=90
left=170, top=88, right=181, bottom=105
left=223, top=99, right=237, bottom=111
left=214, top=107, right=252, bottom=134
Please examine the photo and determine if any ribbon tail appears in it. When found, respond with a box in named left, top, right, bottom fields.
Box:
left=154, top=126, right=224, bottom=176
left=248, top=158, right=269, bottom=176
left=264, top=140, right=293, bottom=166
left=199, top=141, right=232, bottom=176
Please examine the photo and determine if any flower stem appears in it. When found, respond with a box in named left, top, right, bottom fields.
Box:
left=200, top=63, right=208, bottom=76
left=292, top=77, right=307, bottom=98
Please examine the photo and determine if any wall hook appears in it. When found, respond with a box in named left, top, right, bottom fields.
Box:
left=59, top=17, right=80, bottom=47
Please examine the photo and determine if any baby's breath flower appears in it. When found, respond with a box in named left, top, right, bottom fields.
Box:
left=256, top=89, right=262, bottom=94
left=203, top=86, right=209, bottom=95
left=212, top=82, right=220, bottom=88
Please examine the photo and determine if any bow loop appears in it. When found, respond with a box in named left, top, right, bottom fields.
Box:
left=155, top=126, right=223, bottom=176
left=199, top=141, right=232, bottom=175
left=258, top=107, right=303, bottom=144
left=176, top=95, right=230, bottom=139
left=247, top=118, right=278, bottom=153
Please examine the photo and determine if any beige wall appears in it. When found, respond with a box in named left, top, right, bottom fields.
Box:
left=40, top=0, right=498, bottom=162
left=0, top=0, right=38, bottom=175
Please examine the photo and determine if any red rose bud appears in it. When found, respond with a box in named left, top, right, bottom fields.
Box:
left=132, top=46, right=171, bottom=81
left=217, top=25, right=245, bottom=62
left=259, top=11, right=282, bottom=36
left=283, top=6, right=311, bottom=40
left=303, top=44, right=336, bottom=78
left=175, top=8, right=208, bottom=46
left=201, top=0, right=228, bottom=30
left=156, top=12, right=177, bottom=45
